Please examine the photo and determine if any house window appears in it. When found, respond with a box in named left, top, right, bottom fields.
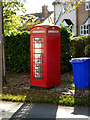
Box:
left=80, top=25, right=89, bottom=35
left=86, top=2, right=90, bottom=10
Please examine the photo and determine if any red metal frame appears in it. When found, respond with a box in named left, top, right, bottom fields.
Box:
left=30, top=25, right=61, bottom=88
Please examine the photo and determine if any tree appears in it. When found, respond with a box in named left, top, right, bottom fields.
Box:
left=1, top=0, right=26, bottom=84
left=53, top=0, right=82, bottom=24
left=0, top=0, right=7, bottom=85
left=3, top=0, right=26, bottom=35
left=0, top=1, right=3, bottom=90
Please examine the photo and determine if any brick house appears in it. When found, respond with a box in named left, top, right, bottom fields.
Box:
left=52, top=0, right=90, bottom=36
left=77, top=1, right=90, bottom=35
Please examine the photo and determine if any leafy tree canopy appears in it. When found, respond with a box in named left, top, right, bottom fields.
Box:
left=3, top=0, right=26, bottom=35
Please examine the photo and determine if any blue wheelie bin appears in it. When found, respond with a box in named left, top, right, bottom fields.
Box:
left=70, top=58, right=90, bottom=89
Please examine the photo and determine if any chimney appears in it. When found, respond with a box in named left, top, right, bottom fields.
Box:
left=42, top=5, right=48, bottom=18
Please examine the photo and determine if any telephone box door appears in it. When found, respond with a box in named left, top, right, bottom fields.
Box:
left=31, top=36, right=47, bottom=87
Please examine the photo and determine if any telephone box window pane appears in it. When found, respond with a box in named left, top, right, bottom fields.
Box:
left=35, top=59, right=43, bottom=64
left=35, top=43, right=42, bottom=48
left=34, top=38, right=43, bottom=42
left=34, top=64, right=42, bottom=69
left=35, top=70, right=41, bottom=74
left=34, top=49, right=42, bottom=53
left=34, top=54, right=43, bottom=58
left=35, top=75, right=41, bottom=79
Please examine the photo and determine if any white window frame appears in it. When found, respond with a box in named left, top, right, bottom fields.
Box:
left=80, top=24, right=89, bottom=35
left=85, top=2, right=90, bottom=10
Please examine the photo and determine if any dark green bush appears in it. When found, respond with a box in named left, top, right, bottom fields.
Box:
left=5, top=32, right=30, bottom=73
left=60, top=26, right=72, bottom=74
left=5, top=27, right=72, bottom=74
left=85, top=44, right=90, bottom=57
left=70, top=34, right=90, bottom=58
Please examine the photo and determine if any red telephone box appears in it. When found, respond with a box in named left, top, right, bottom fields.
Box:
left=30, top=25, right=61, bottom=88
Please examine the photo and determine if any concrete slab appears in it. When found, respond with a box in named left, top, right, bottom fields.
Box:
left=0, top=101, right=89, bottom=120
left=0, top=101, right=23, bottom=119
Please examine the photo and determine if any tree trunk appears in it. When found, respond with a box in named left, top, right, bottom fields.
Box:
left=2, top=2, right=7, bottom=85
left=0, top=1, right=3, bottom=96
left=0, top=1, right=6, bottom=85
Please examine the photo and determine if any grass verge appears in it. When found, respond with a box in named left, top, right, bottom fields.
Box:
left=2, top=93, right=90, bottom=107
left=2, top=72, right=90, bottom=107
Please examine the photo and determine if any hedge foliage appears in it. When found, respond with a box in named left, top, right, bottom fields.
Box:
left=60, top=26, right=72, bottom=74
left=5, top=27, right=71, bottom=73
left=5, top=28, right=90, bottom=74
left=70, top=34, right=90, bottom=58
left=5, top=32, right=30, bottom=73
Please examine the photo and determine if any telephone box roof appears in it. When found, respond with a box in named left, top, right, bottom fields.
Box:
left=31, top=24, right=60, bottom=30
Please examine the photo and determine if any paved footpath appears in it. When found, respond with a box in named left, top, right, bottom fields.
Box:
left=0, top=101, right=90, bottom=120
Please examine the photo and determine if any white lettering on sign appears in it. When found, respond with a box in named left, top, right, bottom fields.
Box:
left=48, top=30, right=59, bottom=33
left=32, top=30, right=45, bottom=33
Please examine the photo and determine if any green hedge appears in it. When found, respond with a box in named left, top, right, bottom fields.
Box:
left=70, top=34, right=90, bottom=58
left=5, top=32, right=30, bottom=73
left=5, top=27, right=71, bottom=73
left=60, top=27, right=72, bottom=74
left=6, top=28, right=90, bottom=74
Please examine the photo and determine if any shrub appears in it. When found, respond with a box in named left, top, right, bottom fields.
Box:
left=60, top=26, right=72, bottom=74
left=70, top=34, right=90, bottom=58
left=5, top=32, right=30, bottom=73
left=85, top=44, right=90, bottom=57
left=5, top=26, right=72, bottom=74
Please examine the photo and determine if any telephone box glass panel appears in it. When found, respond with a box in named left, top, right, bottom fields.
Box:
left=33, top=38, right=44, bottom=80
left=34, top=43, right=42, bottom=48
left=34, top=54, right=43, bottom=59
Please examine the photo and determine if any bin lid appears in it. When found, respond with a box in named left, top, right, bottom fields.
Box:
left=70, top=58, right=90, bottom=63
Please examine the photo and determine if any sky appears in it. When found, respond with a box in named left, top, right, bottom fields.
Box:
left=17, top=0, right=55, bottom=15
